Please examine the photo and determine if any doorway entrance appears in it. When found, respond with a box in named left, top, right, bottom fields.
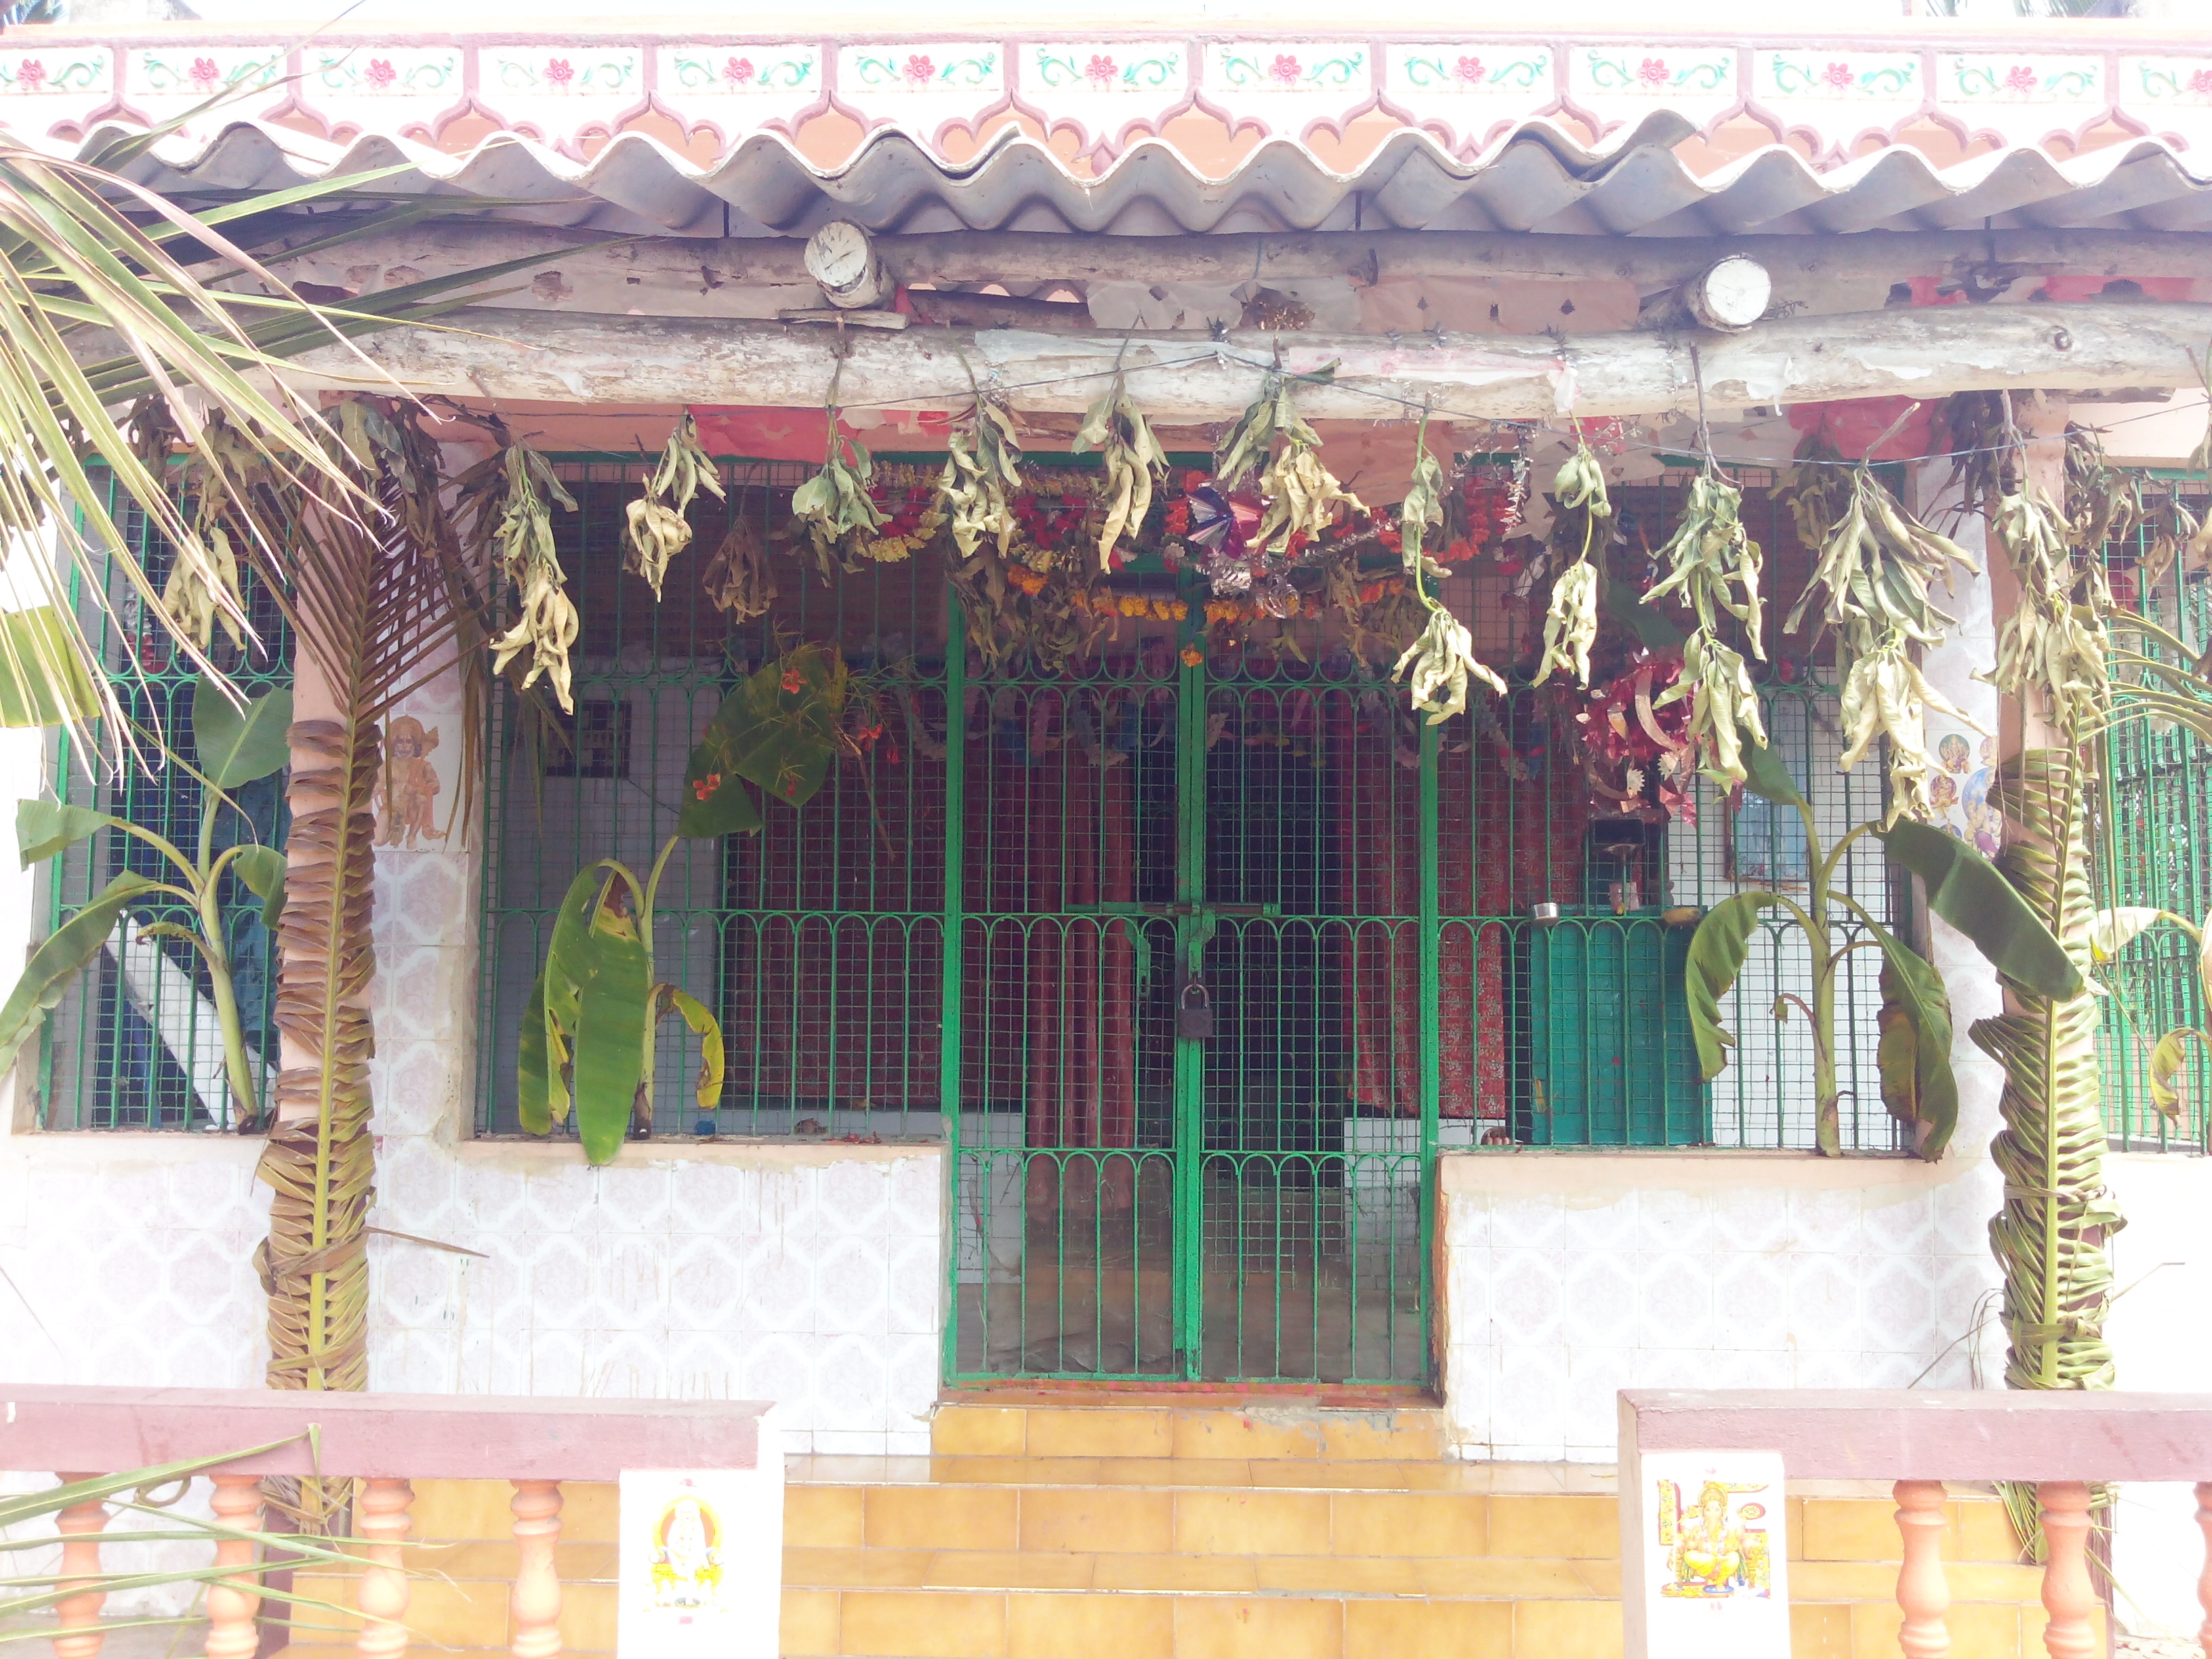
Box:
left=947, top=623, right=1436, bottom=1385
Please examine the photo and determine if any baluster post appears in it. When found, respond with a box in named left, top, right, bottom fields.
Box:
left=508, top=1479, right=563, bottom=1659
left=355, top=1478, right=413, bottom=1659
left=52, top=1473, right=110, bottom=1659
left=1893, top=1478, right=1951, bottom=1658
left=2037, top=1481, right=2097, bottom=1659
left=204, top=1475, right=266, bottom=1659
left=2193, top=1481, right=2210, bottom=1658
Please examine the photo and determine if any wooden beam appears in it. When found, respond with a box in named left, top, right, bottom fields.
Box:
left=272, top=222, right=2212, bottom=297
left=301, top=299, right=2212, bottom=422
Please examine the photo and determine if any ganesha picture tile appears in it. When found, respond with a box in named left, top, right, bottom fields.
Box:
left=1636, top=1450, right=1790, bottom=1658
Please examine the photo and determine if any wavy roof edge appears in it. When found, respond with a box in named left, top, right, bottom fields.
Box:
left=89, top=112, right=2212, bottom=241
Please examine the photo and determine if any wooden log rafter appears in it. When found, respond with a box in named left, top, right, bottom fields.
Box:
left=305, top=298, right=2212, bottom=424
left=270, top=222, right=2212, bottom=295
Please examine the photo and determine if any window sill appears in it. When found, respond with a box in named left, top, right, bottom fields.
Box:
left=457, top=1134, right=945, bottom=1170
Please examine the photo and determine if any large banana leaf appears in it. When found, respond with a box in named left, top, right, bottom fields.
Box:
left=658, top=984, right=726, bottom=1111
left=0, top=607, right=100, bottom=728
left=541, top=861, right=652, bottom=1164
left=192, top=676, right=293, bottom=788
left=0, top=870, right=159, bottom=1076
left=1868, top=926, right=1959, bottom=1156
left=517, top=966, right=553, bottom=1136
left=229, top=842, right=287, bottom=930
left=1683, top=890, right=1782, bottom=1080
left=1878, top=820, right=2083, bottom=1002
left=1740, top=739, right=1806, bottom=808
left=16, top=798, right=115, bottom=867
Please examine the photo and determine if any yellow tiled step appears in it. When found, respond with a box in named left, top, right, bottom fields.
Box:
left=929, top=1398, right=1446, bottom=1462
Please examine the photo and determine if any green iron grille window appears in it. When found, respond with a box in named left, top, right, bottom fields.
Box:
left=39, top=478, right=291, bottom=1130
left=477, top=457, right=953, bottom=1141
left=476, top=461, right=1904, bottom=1158
left=2096, top=486, right=2212, bottom=1153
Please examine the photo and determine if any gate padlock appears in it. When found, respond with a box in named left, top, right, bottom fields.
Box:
left=1176, top=980, right=1213, bottom=1042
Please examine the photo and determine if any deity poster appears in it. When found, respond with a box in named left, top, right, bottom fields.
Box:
left=617, top=1446, right=784, bottom=1659
left=1635, top=1451, right=1789, bottom=1658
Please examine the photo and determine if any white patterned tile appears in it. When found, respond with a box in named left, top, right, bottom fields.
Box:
left=886, top=1235, right=941, bottom=1336
left=525, top=1234, right=594, bottom=1330
left=520, top=1161, right=598, bottom=1233
left=741, top=1334, right=817, bottom=1431
left=1558, top=1195, right=1639, bottom=1252
left=813, top=1333, right=888, bottom=1427
left=586, top=1328, right=668, bottom=1398
left=378, top=1134, right=458, bottom=1229
left=591, top=1231, right=668, bottom=1330
left=1561, top=1255, right=1637, bottom=1348
left=593, top=1163, right=673, bottom=1233
left=886, top=1154, right=943, bottom=1235
left=813, top=1237, right=890, bottom=1336
left=1631, top=1188, right=1713, bottom=1254
left=1488, top=1249, right=1565, bottom=1345
left=1793, top=1349, right=1865, bottom=1389
left=1492, top=1345, right=1570, bottom=1462
left=670, top=1162, right=760, bottom=1233
left=525, top=1328, right=586, bottom=1395
left=1490, top=1194, right=1569, bottom=1250
left=820, top=1160, right=890, bottom=1236
left=882, top=1332, right=938, bottom=1429
left=739, top=1237, right=815, bottom=1335
left=1711, top=1252, right=1791, bottom=1350
left=1707, top=1185, right=1789, bottom=1254
left=1785, top=1188, right=1864, bottom=1254
left=757, top=1166, right=824, bottom=1237
left=1635, top=1253, right=1717, bottom=1350
left=1784, top=1252, right=1863, bottom=1351
left=1931, top=1253, right=1999, bottom=1344
left=811, top=1428, right=890, bottom=1456
left=1862, top=1187, right=1935, bottom=1256
left=666, top=1235, right=743, bottom=1329
left=1861, top=1350, right=1933, bottom=1389
left=663, top=1328, right=745, bottom=1397
left=1858, top=1256, right=1938, bottom=1354
left=1564, top=1344, right=1633, bottom=1443
left=1933, top=1163, right=2003, bottom=1255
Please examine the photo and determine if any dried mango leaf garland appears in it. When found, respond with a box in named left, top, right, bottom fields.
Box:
left=1782, top=438, right=1981, bottom=822
left=1393, top=416, right=1504, bottom=722
left=625, top=412, right=725, bottom=599
left=1214, top=362, right=1368, bottom=557
left=1071, top=373, right=1166, bottom=569
left=464, top=438, right=581, bottom=713
left=791, top=416, right=886, bottom=575
left=1643, top=470, right=1769, bottom=791
left=702, top=513, right=775, bottom=622
left=941, top=390, right=1024, bottom=559
left=1536, top=443, right=1607, bottom=686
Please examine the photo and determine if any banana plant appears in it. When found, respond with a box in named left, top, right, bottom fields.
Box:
left=2085, top=903, right=2208, bottom=1124
left=0, top=676, right=289, bottom=1122
left=1685, top=740, right=2079, bottom=1158
left=518, top=644, right=848, bottom=1162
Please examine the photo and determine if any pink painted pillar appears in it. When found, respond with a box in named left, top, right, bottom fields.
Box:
left=354, top=1477, right=413, bottom=1659
left=203, top=1474, right=266, bottom=1659
left=2037, top=1481, right=2097, bottom=1659
left=52, top=1475, right=110, bottom=1659
left=508, top=1479, right=563, bottom=1659
left=2195, top=1481, right=2211, bottom=1659
left=1893, top=1478, right=1951, bottom=1658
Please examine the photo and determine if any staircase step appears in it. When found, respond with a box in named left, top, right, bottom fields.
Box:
left=790, top=1454, right=1591, bottom=1494
left=786, top=1545, right=1612, bottom=1599
left=929, top=1397, right=1446, bottom=1462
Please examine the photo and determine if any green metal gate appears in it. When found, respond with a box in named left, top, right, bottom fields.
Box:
left=945, top=605, right=1434, bottom=1385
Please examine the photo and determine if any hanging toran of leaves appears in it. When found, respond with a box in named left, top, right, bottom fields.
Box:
left=1536, top=442, right=1607, bottom=685
left=1392, top=413, right=1504, bottom=722
left=1781, top=434, right=1982, bottom=823
left=1214, top=362, right=1368, bottom=554
left=1643, top=471, right=1769, bottom=791
left=940, top=389, right=1024, bottom=559
left=1070, top=373, right=1166, bottom=569
left=790, top=415, right=886, bottom=577
left=464, top=438, right=581, bottom=714
left=701, top=513, right=775, bottom=621
left=625, top=411, right=725, bottom=599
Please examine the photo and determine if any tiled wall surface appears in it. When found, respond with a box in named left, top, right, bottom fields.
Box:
left=1438, top=1151, right=2006, bottom=1462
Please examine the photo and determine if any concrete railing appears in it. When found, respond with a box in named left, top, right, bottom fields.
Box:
left=1619, top=1389, right=2212, bottom=1659
left=0, top=1386, right=780, bottom=1657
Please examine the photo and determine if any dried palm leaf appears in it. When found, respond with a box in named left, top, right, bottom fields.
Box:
left=1071, top=373, right=1166, bottom=569
left=703, top=514, right=776, bottom=620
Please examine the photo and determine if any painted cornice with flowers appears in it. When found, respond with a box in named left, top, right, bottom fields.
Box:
left=3, top=28, right=2211, bottom=172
